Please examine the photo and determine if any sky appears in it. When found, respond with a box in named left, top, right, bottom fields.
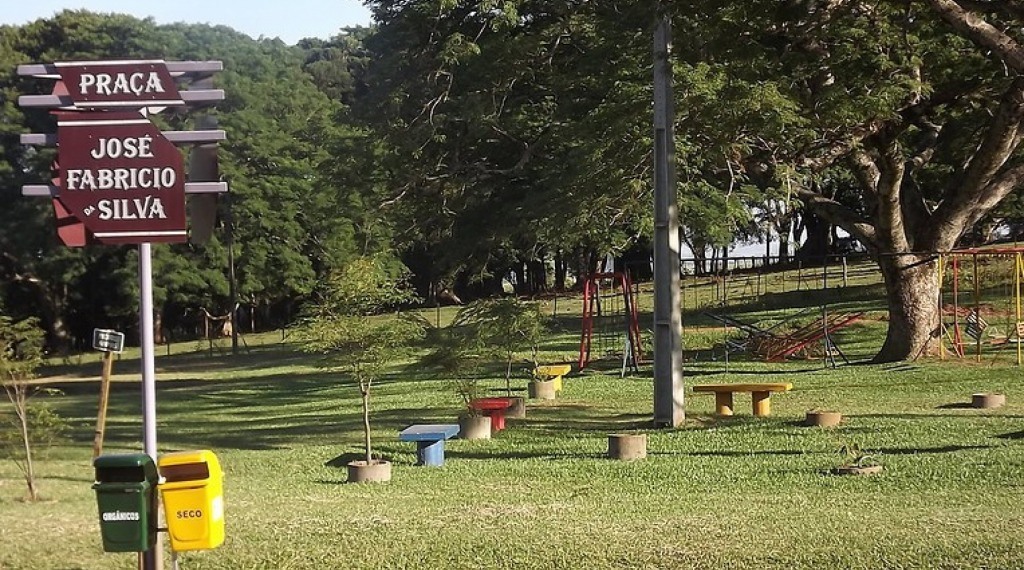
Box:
left=0, top=0, right=373, bottom=45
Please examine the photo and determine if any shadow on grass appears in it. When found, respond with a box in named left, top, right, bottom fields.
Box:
left=678, top=449, right=806, bottom=457
left=54, top=372, right=463, bottom=451
left=325, top=452, right=371, bottom=468
left=873, top=444, right=992, bottom=454
left=445, top=449, right=595, bottom=461
left=521, top=409, right=654, bottom=434
left=684, top=367, right=822, bottom=378
left=995, top=430, right=1024, bottom=440
left=849, top=413, right=1024, bottom=420
left=936, top=402, right=974, bottom=409
left=39, top=343, right=312, bottom=379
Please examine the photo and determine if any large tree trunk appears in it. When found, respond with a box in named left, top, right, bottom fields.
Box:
left=874, top=254, right=940, bottom=362
left=154, top=308, right=165, bottom=345
left=528, top=257, right=547, bottom=294
left=554, top=250, right=567, bottom=291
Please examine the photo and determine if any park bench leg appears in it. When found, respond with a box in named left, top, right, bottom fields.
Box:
left=416, top=439, right=447, bottom=467
left=752, top=391, right=771, bottom=416
left=553, top=375, right=563, bottom=392
left=487, top=411, right=506, bottom=431
left=714, top=392, right=734, bottom=416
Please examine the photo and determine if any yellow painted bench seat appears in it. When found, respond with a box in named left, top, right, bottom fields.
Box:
left=534, top=365, right=572, bottom=392
left=692, top=383, right=793, bottom=417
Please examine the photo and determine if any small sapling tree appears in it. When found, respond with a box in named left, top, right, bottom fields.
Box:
left=454, top=298, right=545, bottom=396
left=421, top=326, right=485, bottom=416
left=300, top=257, right=423, bottom=465
left=0, top=315, right=66, bottom=502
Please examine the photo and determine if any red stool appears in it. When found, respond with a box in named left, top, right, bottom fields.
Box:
left=468, top=397, right=514, bottom=431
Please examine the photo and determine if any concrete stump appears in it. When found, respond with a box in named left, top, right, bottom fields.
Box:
left=459, top=415, right=492, bottom=440
left=528, top=379, right=556, bottom=400
left=506, top=396, right=527, bottom=419
left=805, top=410, right=842, bottom=427
left=972, top=393, right=1006, bottom=409
left=607, top=433, right=647, bottom=461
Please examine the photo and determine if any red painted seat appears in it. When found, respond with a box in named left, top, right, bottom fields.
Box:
left=468, top=397, right=514, bottom=431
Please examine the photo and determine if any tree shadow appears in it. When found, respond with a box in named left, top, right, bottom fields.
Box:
left=325, top=452, right=371, bottom=468
left=445, top=449, right=590, bottom=461
left=850, top=412, right=1024, bottom=420
left=678, top=449, right=806, bottom=457
left=995, top=430, right=1024, bottom=440
left=689, top=367, right=821, bottom=376
left=519, top=409, right=655, bottom=434
left=873, top=444, right=992, bottom=455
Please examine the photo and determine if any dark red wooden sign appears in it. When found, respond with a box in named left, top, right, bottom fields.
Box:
left=56, top=111, right=187, bottom=244
left=56, top=60, right=183, bottom=108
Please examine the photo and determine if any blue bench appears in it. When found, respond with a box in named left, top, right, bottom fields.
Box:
left=398, top=424, right=460, bottom=467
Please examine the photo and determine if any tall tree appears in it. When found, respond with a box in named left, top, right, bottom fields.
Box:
left=360, top=2, right=657, bottom=295
left=0, top=12, right=374, bottom=344
left=669, top=0, right=1024, bottom=360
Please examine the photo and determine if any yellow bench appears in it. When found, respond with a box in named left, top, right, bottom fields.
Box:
left=534, top=364, right=572, bottom=392
left=692, top=383, right=793, bottom=417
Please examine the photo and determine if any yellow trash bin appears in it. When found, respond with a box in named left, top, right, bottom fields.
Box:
left=158, top=450, right=224, bottom=552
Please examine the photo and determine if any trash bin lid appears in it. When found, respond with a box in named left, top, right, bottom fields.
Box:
left=94, top=453, right=158, bottom=482
left=159, top=449, right=221, bottom=482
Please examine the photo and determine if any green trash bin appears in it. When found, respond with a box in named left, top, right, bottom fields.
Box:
left=92, top=453, right=159, bottom=552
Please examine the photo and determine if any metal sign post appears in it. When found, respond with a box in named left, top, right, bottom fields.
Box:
left=16, top=59, right=226, bottom=570
left=138, top=241, right=160, bottom=570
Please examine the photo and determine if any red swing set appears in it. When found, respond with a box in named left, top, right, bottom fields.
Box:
left=578, top=272, right=643, bottom=371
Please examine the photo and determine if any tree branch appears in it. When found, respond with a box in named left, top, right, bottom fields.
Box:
left=954, top=0, right=1024, bottom=19
left=874, top=138, right=911, bottom=251
left=929, top=76, right=1024, bottom=246
left=925, top=0, right=1024, bottom=73
left=961, top=161, right=1024, bottom=232
left=794, top=184, right=878, bottom=247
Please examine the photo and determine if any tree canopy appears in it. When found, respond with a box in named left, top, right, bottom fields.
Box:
left=3, top=2, right=1024, bottom=361
left=0, top=12, right=376, bottom=348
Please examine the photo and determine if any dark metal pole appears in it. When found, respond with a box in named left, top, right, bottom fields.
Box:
left=653, top=6, right=684, bottom=427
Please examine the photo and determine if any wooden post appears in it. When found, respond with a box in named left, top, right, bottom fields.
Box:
left=92, top=351, right=115, bottom=459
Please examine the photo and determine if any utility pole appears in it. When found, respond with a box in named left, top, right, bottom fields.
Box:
left=652, top=6, right=685, bottom=427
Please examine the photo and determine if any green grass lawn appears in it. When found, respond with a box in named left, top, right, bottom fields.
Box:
left=3, top=273, right=1024, bottom=569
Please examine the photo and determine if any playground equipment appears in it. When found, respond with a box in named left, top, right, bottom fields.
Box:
left=938, top=248, right=1024, bottom=365
left=704, top=307, right=862, bottom=364
left=749, top=310, right=863, bottom=363
left=681, top=253, right=877, bottom=368
left=578, top=272, right=643, bottom=373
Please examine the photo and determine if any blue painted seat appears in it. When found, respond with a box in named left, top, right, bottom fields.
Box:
left=398, top=424, right=460, bottom=467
